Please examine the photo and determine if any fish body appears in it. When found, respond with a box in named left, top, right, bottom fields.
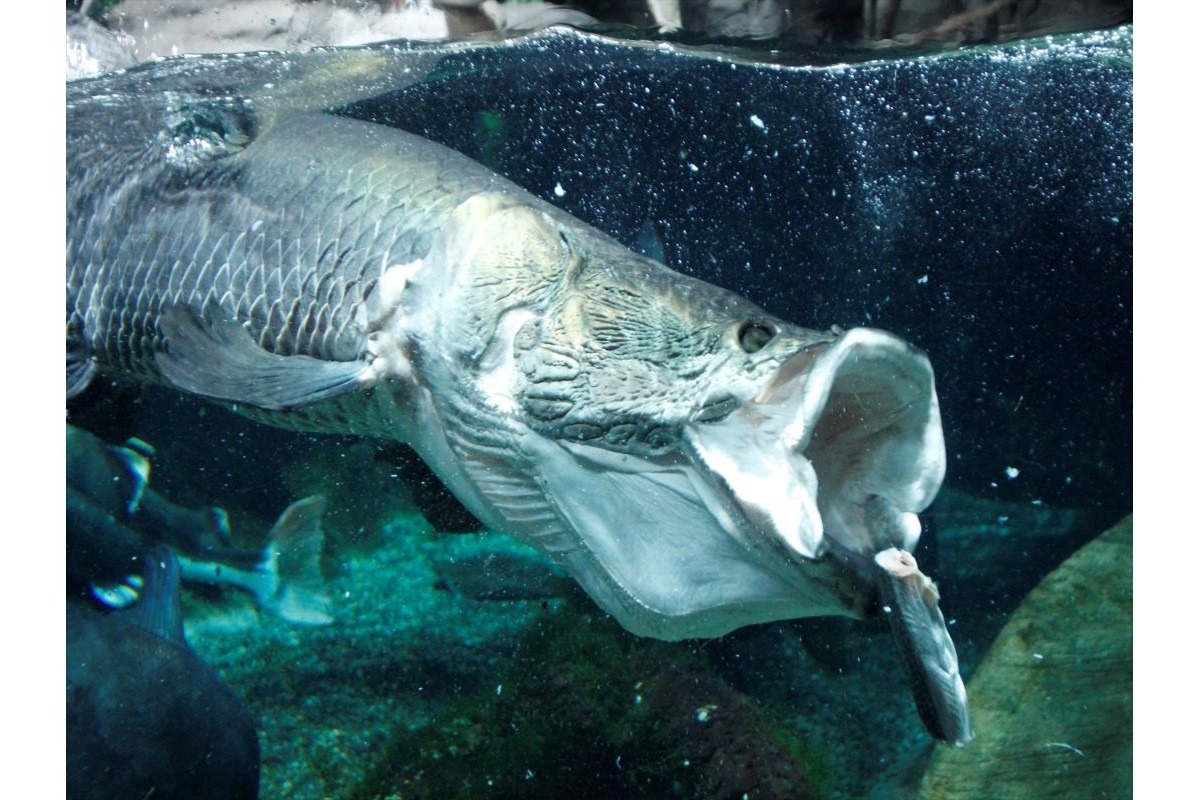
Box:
left=67, top=49, right=965, bottom=740
left=431, top=545, right=580, bottom=601
left=67, top=546, right=261, bottom=800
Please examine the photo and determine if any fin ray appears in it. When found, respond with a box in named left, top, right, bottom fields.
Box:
left=262, top=495, right=332, bottom=625
left=155, top=305, right=371, bottom=411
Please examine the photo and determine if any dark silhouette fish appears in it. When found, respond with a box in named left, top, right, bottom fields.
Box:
left=67, top=546, right=261, bottom=800
left=66, top=39, right=968, bottom=743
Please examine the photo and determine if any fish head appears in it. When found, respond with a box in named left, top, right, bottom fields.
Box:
left=396, top=193, right=946, bottom=639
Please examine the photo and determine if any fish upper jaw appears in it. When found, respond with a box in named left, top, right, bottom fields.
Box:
left=683, top=327, right=946, bottom=567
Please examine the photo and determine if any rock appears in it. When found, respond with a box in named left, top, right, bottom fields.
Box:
left=918, top=516, right=1132, bottom=800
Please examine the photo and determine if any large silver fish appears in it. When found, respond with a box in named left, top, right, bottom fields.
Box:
left=67, top=40, right=968, bottom=743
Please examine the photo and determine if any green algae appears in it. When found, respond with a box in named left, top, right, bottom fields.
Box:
left=351, top=607, right=831, bottom=800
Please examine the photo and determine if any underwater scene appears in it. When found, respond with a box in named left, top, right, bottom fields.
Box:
left=66, top=3, right=1132, bottom=799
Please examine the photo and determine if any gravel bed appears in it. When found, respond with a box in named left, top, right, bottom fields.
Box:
left=181, top=492, right=1109, bottom=799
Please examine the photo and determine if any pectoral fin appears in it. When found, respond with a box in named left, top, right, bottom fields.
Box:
left=155, top=306, right=373, bottom=411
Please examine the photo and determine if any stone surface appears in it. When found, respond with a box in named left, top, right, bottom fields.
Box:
left=918, top=516, right=1132, bottom=800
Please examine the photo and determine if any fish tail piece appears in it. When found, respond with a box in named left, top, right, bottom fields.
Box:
left=260, top=495, right=333, bottom=625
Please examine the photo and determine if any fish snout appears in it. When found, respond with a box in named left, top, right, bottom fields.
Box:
left=685, top=327, right=946, bottom=565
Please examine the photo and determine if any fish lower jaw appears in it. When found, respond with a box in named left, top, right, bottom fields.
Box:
left=566, top=546, right=873, bottom=642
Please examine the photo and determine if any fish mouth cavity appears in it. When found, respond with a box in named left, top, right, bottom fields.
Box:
left=685, top=327, right=946, bottom=566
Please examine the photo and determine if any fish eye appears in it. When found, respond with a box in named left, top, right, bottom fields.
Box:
left=736, top=321, right=776, bottom=353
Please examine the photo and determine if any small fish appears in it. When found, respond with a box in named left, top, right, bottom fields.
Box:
left=431, top=548, right=579, bottom=601
left=66, top=424, right=333, bottom=625
left=66, top=45, right=965, bottom=740
left=67, top=545, right=261, bottom=800
left=866, top=495, right=971, bottom=744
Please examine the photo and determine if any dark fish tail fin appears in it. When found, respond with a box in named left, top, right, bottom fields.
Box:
left=126, top=544, right=187, bottom=645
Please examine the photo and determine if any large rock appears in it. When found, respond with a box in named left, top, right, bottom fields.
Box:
left=919, top=515, right=1132, bottom=800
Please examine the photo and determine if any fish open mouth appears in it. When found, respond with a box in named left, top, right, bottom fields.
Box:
left=684, top=327, right=946, bottom=566
left=501, top=325, right=946, bottom=639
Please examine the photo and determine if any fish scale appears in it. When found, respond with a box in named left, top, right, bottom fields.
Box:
left=70, top=111, right=503, bottom=391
